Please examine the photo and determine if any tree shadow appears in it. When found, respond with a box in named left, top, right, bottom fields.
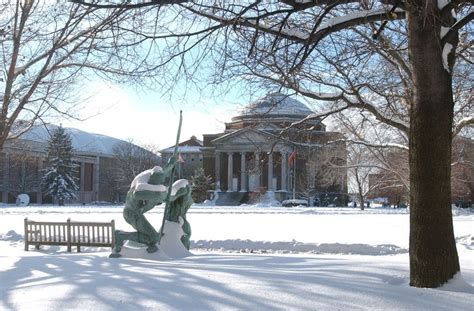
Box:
left=1, top=252, right=473, bottom=310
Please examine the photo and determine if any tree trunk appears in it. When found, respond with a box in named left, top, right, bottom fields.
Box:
left=407, top=1, right=460, bottom=287
left=358, top=193, right=365, bottom=211
left=355, top=169, right=365, bottom=210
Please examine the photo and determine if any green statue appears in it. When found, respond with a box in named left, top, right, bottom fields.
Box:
left=166, top=179, right=193, bottom=250
left=110, top=111, right=192, bottom=258
left=110, top=157, right=177, bottom=257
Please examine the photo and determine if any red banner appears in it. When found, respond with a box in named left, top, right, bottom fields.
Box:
left=288, top=149, right=297, bottom=166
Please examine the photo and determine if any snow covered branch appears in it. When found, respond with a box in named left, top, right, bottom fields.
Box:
left=453, top=117, right=474, bottom=137
left=70, top=0, right=188, bottom=9
left=291, top=88, right=409, bottom=135
left=325, top=139, right=409, bottom=151
left=441, top=11, right=474, bottom=46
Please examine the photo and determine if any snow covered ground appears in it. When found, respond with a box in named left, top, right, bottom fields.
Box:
left=0, top=204, right=473, bottom=310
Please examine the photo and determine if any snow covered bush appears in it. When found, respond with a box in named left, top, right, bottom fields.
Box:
left=190, top=168, right=214, bottom=203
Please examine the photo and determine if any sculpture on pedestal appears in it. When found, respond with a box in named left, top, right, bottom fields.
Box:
left=110, top=111, right=192, bottom=258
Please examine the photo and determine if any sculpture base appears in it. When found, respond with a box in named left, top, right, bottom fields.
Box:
left=109, top=219, right=192, bottom=260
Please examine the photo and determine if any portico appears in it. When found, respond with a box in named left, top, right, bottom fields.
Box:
left=201, top=93, right=348, bottom=206
left=214, top=149, right=290, bottom=193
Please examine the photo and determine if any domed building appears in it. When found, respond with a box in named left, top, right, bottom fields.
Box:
left=202, top=93, right=348, bottom=206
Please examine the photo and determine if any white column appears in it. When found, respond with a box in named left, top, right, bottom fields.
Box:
left=255, top=152, right=261, bottom=188
left=240, top=152, right=246, bottom=192
left=215, top=151, right=221, bottom=190
left=267, top=153, right=274, bottom=191
left=227, top=152, right=233, bottom=192
left=281, top=152, right=287, bottom=191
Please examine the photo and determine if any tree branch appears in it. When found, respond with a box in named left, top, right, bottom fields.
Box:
left=70, top=0, right=188, bottom=9
left=453, top=116, right=474, bottom=137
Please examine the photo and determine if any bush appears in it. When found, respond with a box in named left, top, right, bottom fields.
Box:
left=190, top=168, right=214, bottom=203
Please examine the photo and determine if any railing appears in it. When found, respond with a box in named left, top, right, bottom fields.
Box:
left=24, top=218, right=115, bottom=252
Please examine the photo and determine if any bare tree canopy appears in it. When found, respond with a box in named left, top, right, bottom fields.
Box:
left=0, top=0, right=168, bottom=151
left=71, top=0, right=472, bottom=288
left=71, top=0, right=472, bottom=133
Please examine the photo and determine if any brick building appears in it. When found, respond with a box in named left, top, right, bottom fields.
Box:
left=160, top=136, right=204, bottom=180
left=0, top=124, right=158, bottom=204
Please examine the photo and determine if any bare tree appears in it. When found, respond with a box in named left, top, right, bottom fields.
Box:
left=297, top=145, right=348, bottom=206
left=329, top=111, right=410, bottom=208
left=111, top=140, right=160, bottom=192
left=347, top=145, right=375, bottom=210
left=0, top=1, right=163, bottom=152
left=73, top=0, right=473, bottom=287
left=4, top=140, right=39, bottom=199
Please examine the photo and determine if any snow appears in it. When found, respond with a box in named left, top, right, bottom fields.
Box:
left=1, top=205, right=473, bottom=310
left=318, top=7, right=405, bottom=32
left=119, top=218, right=191, bottom=260
left=440, top=272, right=474, bottom=293
left=161, top=145, right=203, bottom=153
left=440, top=26, right=449, bottom=38
left=170, top=179, right=189, bottom=196
left=237, top=93, right=313, bottom=118
left=19, top=124, right=144, bottom=157
left=437, top=0, right=450, bottom=10
left=131, top=166, right=164, bottom=191
left=159, top=217, right=192, bottom=259
left=442, top=43, right=454, bottom=71
left=135, top=183, right=167, bottom=192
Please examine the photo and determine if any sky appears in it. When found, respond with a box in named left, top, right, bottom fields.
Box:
left=60, top=79, right=324, bottom=151
left=59, top=80, right=332, bottom=151
left=62, top=80, right=248, bottom=150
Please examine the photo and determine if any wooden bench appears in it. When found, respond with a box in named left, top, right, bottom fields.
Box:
left=24, top=218, right=115, bottom=252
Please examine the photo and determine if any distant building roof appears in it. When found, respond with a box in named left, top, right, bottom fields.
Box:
left=161, top=136, right=203, bottom=154
left=14, top=124, right=155, bottom=158
left=233, top=93, right=313, bottom=121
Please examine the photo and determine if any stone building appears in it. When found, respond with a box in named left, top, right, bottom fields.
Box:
left=201, top=93, right=348, bottom=206
left=160, top=136, right=204, bottom=180
left=0, top=124, right=158, bottom=204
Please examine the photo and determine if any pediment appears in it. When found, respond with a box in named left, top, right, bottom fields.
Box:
left=211, top=128, right=291, bottom=153
left=254, top=122, right=280, bottom=131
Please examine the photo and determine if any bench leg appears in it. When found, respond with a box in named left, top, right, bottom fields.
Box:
left=77, top=245, right=81, bottom=253
left=35, top=245, right=40, bottom=250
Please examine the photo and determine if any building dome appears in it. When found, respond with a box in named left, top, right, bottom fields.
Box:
left=232, top=93, right=313, bottom=121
